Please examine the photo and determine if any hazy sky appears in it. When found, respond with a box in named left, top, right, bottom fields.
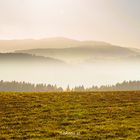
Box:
left=0, top=0, right=140, bottom=48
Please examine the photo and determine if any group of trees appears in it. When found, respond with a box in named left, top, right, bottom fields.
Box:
left=0, top=80, right=63, bottom=92
left=0, top=80, right=140, bottom=92
left=72, top=81, right=140, bottom=92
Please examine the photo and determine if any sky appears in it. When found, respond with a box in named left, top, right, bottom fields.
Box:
left=0, top=0, right=140, bottom=48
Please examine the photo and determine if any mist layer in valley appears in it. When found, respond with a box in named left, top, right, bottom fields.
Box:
left=0, top=38, right=140, bottom=88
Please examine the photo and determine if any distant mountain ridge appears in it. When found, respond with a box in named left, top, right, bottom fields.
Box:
left=0, top=53, right=64, bottom=64
left=0, top=37, right=140, bottom=64
left=0, top=37, right=79, bottom=52
left=0, top=37, right=119, bottom=52
left=13, top=38, right=140, bottom=63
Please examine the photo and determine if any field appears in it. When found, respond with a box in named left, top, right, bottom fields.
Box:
left=0, top=91, right=140, bottom=140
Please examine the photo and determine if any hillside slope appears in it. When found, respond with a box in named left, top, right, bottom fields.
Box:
left=0, top=53, right=64, bottom=64
left=16, top=45, right=140, bottom=63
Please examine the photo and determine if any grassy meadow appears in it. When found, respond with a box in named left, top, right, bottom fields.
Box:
left=0, top=91, right=140, bottom=140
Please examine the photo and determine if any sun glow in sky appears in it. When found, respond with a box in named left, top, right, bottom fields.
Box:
left=0, top=0, right=140, bottom=48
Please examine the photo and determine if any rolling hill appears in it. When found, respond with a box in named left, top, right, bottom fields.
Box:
left=0, top=53, right=64, bottom=65
left=14, top=38, right=140, bottom=63
left=0, top=37, right=140, bottom=64
left=0, top=38, right=79, bottom=52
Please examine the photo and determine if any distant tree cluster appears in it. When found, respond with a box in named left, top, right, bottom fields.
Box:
left=0, top=80, right=63, bottom=92
left=72, top=81, right=140, bottom=92
left=0, top=80, right=140, bottom=92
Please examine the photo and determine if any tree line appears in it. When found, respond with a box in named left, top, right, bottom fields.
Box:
left=72, top=81, right=140, bottom=92
left=0, top=80, right=63, bottom=92
left=0, top=80, right=140, bottom=92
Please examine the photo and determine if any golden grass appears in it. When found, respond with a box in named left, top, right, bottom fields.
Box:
left=0, top=91, right=140, bottom=139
